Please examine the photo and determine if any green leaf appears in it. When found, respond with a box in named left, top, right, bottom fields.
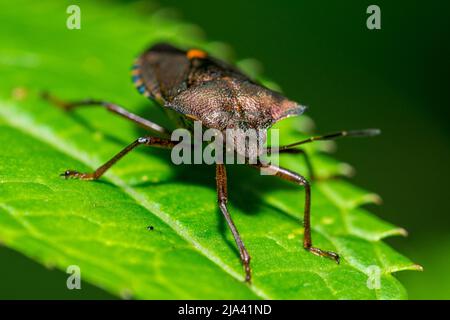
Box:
left=0, top=0, right=421, bottom=299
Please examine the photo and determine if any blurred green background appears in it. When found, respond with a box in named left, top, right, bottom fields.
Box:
left=0, top=0, right=449, bottom=299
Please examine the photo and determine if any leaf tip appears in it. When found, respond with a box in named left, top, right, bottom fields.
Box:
left=397, top=228, right=408, bottom=237
left=413, top=264, right=424, bottom=272
left=365, top=193, right=383, bottom=205
left=338, top=163, right=355, bottom=177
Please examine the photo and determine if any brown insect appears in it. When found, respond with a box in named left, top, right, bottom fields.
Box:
left=43, top=43, right=379, bottom=283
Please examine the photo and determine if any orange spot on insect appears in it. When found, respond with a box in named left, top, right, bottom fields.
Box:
left=187, top=49, right=207, bottom=60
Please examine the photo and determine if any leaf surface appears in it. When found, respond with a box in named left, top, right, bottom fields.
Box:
left=0, top=0, right=420, bottom=299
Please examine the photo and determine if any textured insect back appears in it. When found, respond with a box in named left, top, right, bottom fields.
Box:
left=270, top=99, right=307, bottom=123
left=136, top=43, right=191, bottom=103
left=133, top=43, right=306, bottom=133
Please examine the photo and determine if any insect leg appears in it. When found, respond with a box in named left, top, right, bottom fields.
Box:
left=265, top=148, right=315, bottom=180
left=249, top=162, right=340, bottom=264
left=267, top=128, right=380, bottom=151
left=216, top=164, right=252, bottom=283
left=41, top=92, right=170, bottom=137
left=61, top=137, right=176, bottom=180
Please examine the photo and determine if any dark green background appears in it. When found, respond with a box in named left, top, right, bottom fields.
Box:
left=1, top=0, right=449, bottom=299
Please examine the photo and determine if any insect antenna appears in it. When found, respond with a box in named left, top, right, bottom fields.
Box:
left=267, top=128, right=380, bottom=152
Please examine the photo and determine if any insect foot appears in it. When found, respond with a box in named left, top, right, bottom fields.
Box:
left=60, top=170, right=94, bottom=180
left=306, top=247, right=340, bottom=264
left=242, top=251, right=252, bottom=283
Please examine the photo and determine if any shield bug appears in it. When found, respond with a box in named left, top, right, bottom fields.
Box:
left=43, top=43, right=379, bottom=283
